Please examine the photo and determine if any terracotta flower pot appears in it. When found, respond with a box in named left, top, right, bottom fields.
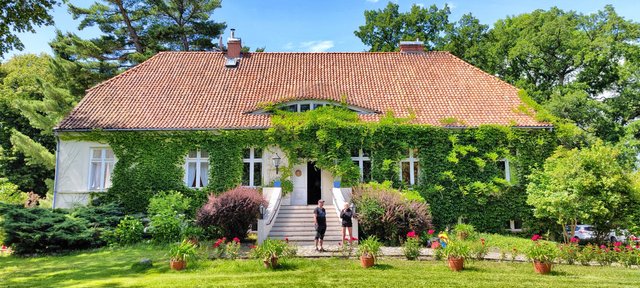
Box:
left=448, top=257, right=464, bottom=271
left=533, top=261, right=552, bottom=274
left=170, top=259, right=186, bottom=271
left=360, top=255, right=375, bottom=268
left=264, top=256, right=279, bottom=268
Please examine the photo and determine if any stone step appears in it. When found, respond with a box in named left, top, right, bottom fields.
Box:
left=273, top=222, right=340, bottom=228
left=268, top=235, right=344, bottom=242
left=280, top=205, right=334, bottom=210
left=269, top=231, right=342, bottom=237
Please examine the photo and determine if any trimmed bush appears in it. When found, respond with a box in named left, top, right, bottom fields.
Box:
left=197, top=186, right=266, bottom=239
left=147, top=191, right=190, bottom=243
left=352, top=183, right=432, bottom=245
left=0, top=203, right=123, bottom=255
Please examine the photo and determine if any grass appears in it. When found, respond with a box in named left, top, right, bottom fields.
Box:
left=1, top=244, right=639, bottom=288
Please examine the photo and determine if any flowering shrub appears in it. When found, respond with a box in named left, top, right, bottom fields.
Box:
left=352, top=183, right=432, bottom=245
left=577, top=244, right=596, bottom=266
left=226, top=237, right=241, bottom=260
left=558, top=237, right=580, bottom=265
left=595, top=244, right=617, bottom=266
left=210, top=237, right=227, bottom=259
left=525, top=234, right=558, bottom=263
left=469, top=238, right=489, bottom=260
left=402, top=231, right=421, bottom=260
left=197, top=187, right=266, bottom=239
left=619, top=245, right=640, bottom=267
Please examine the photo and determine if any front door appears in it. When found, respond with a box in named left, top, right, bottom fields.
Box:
left=307, top=162, right=322, bottom=204
left=291, top=163, right=307, bottom=205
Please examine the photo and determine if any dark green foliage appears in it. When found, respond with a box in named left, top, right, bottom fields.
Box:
left=0, top=203, right=123, bottom=255
left=196, top=187, right=266, bottom=240
left=0, top=0, right=58, bottom=57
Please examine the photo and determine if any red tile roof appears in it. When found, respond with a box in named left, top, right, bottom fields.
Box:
left=56, top=51, right=549, bottom=130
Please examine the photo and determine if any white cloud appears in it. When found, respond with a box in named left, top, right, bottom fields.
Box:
left=299, top=40, right=335, bottom=52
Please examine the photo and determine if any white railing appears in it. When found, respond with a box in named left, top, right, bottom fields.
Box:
left=257, top=187, right=283, bottom=244
left=331, top=187, right=359, bottom=241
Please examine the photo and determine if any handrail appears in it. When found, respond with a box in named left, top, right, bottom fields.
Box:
left=266, top=192, right=282, bottom=226
left=331, top=187, right=346, bottom=224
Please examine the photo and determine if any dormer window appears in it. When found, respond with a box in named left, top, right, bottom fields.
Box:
left=250, top=100, right=378, bottom=115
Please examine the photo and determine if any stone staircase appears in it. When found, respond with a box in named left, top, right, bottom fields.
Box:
left=268, top=205, right=343, bottom=246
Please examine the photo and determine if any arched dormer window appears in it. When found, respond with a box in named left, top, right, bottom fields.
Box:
left=249, top=100, right=378, bottom=115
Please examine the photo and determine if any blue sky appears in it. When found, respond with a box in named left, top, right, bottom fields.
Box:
left=4, top=0, right=640, bottom=59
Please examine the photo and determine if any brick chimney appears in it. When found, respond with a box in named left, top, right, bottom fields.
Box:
left=227, top=28, right=242, bottom=58
left=399, top=39, right=424, bottom=53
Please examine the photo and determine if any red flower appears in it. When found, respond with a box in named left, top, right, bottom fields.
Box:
left=531, top=234, right=541, bottom=241
left=232, top=237, right=240, bottom=243
left=614, top=241, right=622, bottom=247
left=626, top=245, right=632, bottom=250
left=428, top=229, right=435, bottom=235
left=285, top=237, right=289, bottom=243
left=480, top=238, right=485, bottom=246
left=431, top=241, right=441, bottom=249
left=407, top=231, right=417, bottom=238
left=351, top=237, right=358, bottom=241
left=222, top=237, right=227, bottom=242
left=570, top=237, right=579, bottom=243
left=614, top=247, right=621, bottom=252
left=600, top=244, right=606, bottom=249
left=213, top=242, right=220, bottom=248
left=631, top=236, right=637, bottom=241
left=250, top=245, right=257, bottom=249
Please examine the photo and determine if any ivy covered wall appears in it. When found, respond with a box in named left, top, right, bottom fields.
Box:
left=59, top=107, right=556, bottom=231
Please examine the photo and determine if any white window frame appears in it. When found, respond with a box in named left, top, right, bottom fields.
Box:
left=250, top=100, right=378, bottom=115
left=499, top=158, right=511, bottom=182
left=243, top=148, right=263, bottom=187
left=184, top=150, right=209, bottom=189
left=507, top=219, right=523, bottom=232
left=88, top=148, right=115, bottom=192
left=399, top=149, right=419, bottom=186
left=351, top=149, right=371, bottom=182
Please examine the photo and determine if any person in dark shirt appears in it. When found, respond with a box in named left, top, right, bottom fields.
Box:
left=340, top=202, right=354, bottom=245
left=314, top=199, right=327, bottom=252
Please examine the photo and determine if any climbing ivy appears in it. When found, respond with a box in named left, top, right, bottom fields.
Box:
left=60, top=106, right=556, bottom=233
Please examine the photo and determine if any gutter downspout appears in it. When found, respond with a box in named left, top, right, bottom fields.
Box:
left=52, top=132, right=61, bottom=209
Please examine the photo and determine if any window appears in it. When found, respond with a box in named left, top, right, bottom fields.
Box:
left=242, top=148, right=263, bottom=187
left=250, top=100, right=377, bottom=115
left=506, top=219, right=523, bottom=232
left=498, top=159, right=511, bottom=182
left=185, top=150, right=209, bottom=188
left=89, top=148, right=115, bottom=191
left=351, top=149, right=371, bottom=182
left=400, top=149, right=419, bottom=186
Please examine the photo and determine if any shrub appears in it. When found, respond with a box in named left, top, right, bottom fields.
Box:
left=104, top=215, right=144, bottom=246
left=577, top=244, right=596, bottom=265
left=442, top=240, right=471, bottom=260
left=0, top=203, right=123, bottom=254
left=357, top=236, right=383, bottom=261
left=558, top=239, right=579, bottom=265
left=525, top=235, right=558, bottom=263
left=0, top=179, right=28, bottom=205
left=147, top=191, right=190, bottom=243
left=352, top=183, right=432, bottom=245
left=196, top=187, right=266, bottom=239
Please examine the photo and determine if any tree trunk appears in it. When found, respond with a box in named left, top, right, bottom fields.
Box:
left=115, top=0, right=144, bottom=53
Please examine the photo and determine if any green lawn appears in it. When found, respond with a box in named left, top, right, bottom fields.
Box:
left=1, top=244, right=639, bottom=288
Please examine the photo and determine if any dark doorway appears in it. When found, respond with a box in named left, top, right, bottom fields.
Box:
left=307, top=161, right=322, bottom=204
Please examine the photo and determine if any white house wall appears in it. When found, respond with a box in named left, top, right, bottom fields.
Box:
left=54, top=140, right=113, bottom=209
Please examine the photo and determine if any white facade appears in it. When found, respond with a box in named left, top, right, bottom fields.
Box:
left=54, top=140, right=115, bottom=208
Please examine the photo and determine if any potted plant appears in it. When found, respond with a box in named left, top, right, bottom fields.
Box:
left=454, top=223, right=475, bottom=240
left=168, top=240, right=198, bottom=271
left=251, top=238, right=295, bottom=269
left=525, top=234, right=558, bottom=274
left=357, top=236, right=382, bottom=268
left=442, top=240, right=470, bottom=271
